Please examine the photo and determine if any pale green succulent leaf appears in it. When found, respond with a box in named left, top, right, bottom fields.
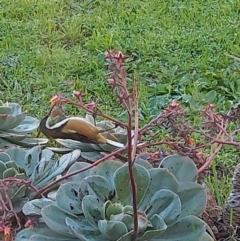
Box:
left=3, top=167, right=18, bottom=178
left=65, top=162, right=91, bottom=183
left=145, top=189, right=181, bottom=226
left=200, top=232, right=215, bottom=241
left=82, top=195, right=103, bottom=228
left=79, top=175, right=111, bottom=202
left=14, top=138, right=49, bottom=147
left=10, top=185, right=27, bottom=202
left=7, top=103, right=22, bottom=116
left=159, top=155, right=198, bottom=182
left=23, top=146, right=42, bottom=176
left=55, top=139, right=97, bottom=152
left=15, top=226, right=78, bottom=241
left=154, top=215, right=206, bottom=241
left=41, top=149, right=54, bottom=161
left=5, top=147, right=26, bottom=167
left=56, top=182, right=82, bottom=215
left=138, top=168, right=178, bottom=211
left=139, top=214, right=167, bottom=240
left=98, top=220, right=128, bottom=241
left=36, top=150, right=81, bottom=188
left=5, top=114, right=27, bottom=130
left=5, top=161, right=19, bottom=170
left=22, top=198, right=56, bottom=215
left=0, top=131, right=27, bottom=141
left=41, top=204, right=77, bottom=237
left=0, top=114, right=25, bottom=130
left=0, top=161, right=7, bottom=178
left=114, top=163, right=150, bottom=206
left=134, top=158, right=152, bottom=169
left=110, top=213, right=134, bottom=231
left=81, top=151, right=104, bottom=162
left=0, top=152, right=11, bottom=162
left=0, top=106, right=12, bottom=114
left=104, top=201, right=123, bottom=220
left=9, top=116, right=40, bottom=134
left=178, top=182, right=207, bottom=218
left=66, top=217, right=105, bottom=241
left=116, top=231, right=133, bottom=241
left=46, top=147, right=72, bottom=154
left=90, top=160, right=123, bottom=191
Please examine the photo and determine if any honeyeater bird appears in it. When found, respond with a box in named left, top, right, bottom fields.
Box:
left=39, top=105, right=124, bottom=148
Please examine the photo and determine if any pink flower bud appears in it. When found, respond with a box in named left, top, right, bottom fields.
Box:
left=50, top=95, right=61, bottom=105
left=196, top=152, right=204, bottom=159
left=85, top=101, right=96, bottom=110
left=73, top=90, right=82, bottom=99
left=170, top=99, right=179, bottom=108
left=116, top=51, right=126, bottom=60
left=107, top=78, right=115, bottom=86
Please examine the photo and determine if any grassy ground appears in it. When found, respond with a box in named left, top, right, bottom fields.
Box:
left=1, top=0, right=240, bottom=210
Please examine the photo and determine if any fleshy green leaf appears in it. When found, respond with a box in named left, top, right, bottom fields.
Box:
left=90, top=160, right=123, bottom=191
left=159, top=155, right=198, bottom=182
left=138, top=168, right=178, bottom=211
left=22, top=198, right=56, bottom=215
left=56, top=182, right=82, bottom=215
left=82, top=195, right=103, bottom=228
left=79, top=175, right=111, bottom=202
left=155, top=215, right=206, bottom=241
left=41, top=205, right=77, bottom=237
left=145, top=189, right=181, bottom=225
left=178, top=182, right=207, bottom=218
left=114, top=163, right=150, bottom=206
left=65, top=162, right=91, bottom=183
left=98, top=220, right=128, bottom=241
left=139, top=214, right=167, bottom=240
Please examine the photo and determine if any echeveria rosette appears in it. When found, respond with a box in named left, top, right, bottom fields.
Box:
left=0, top=146, right=81, bottom=216
left=16, top=155, right=214, bottom=241
left=0, top=101, right=48, bottom=148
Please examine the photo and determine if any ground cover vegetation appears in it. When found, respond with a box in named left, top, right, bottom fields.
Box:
left=1, top=0, right=240, bottom=240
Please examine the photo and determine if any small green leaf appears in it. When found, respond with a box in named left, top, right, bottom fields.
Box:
left=205, top=90, right=217, bottom=103
left=3, top=167, right=18, bottom=178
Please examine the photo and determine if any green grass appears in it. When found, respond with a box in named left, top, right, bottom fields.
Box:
left=1, top=0, right=240, bottom=207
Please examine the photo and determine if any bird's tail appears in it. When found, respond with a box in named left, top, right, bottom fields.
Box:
left=106, top=139, right=125, bottom=148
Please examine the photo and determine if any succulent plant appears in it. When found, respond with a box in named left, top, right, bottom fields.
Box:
left=0, top=145, right=81, bottom=215
left=0, top=101, right=48, bottom=148
left=16, top=155, right=214, bottom=241
left=49, top=114, right=128, bottom=162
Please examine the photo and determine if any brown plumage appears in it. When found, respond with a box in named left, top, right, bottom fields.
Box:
left=39, top=105, right=124, bottom=147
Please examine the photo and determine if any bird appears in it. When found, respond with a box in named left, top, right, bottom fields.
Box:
left=39, top=105, right=125, bottom=148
